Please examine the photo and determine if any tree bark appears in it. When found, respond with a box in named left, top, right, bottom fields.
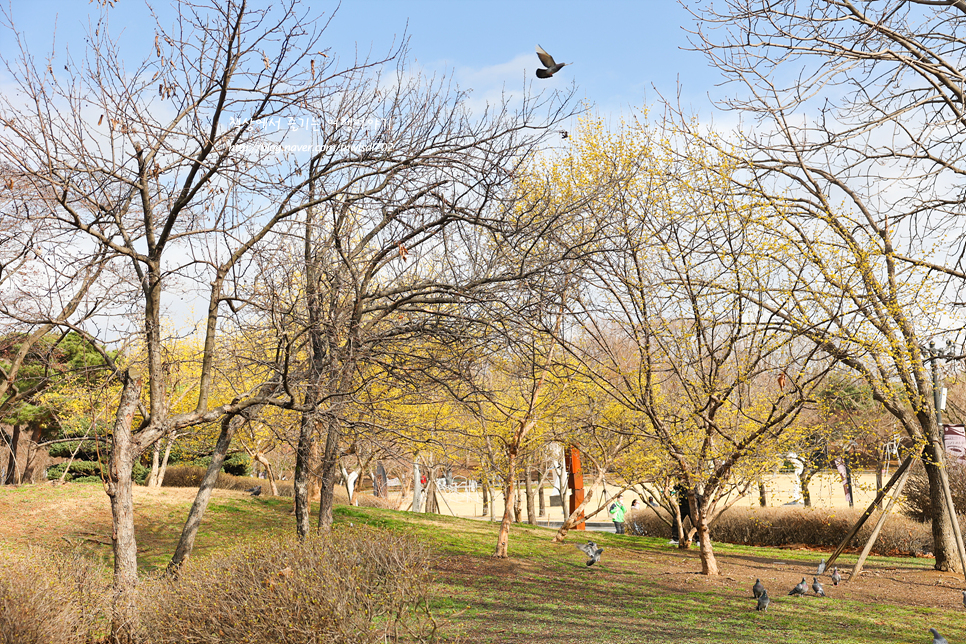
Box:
left=4, top=424, right=20, bottom=484
left=525, top=465, right=536, bottom=525
left=316, top=411, right=344, bottom=533
left=103, top=373, right=142, bottom=643
left=494, top=451, right=517, bottom=557
left=168, top=414, right=241, bottom=572
left=293, top=409, right=317, bottom=540
left=253, top=451, right=279, bottom=496
left=925, top=442, right=964, bottom=573
left=481, top=475, right=489, bottom=517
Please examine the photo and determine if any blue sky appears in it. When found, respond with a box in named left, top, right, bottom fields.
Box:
left=2, top=1, right=725, bottom=123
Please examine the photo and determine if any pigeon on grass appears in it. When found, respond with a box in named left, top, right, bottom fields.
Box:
left=788, top=577, right=807, bottom=597
left=817, top=558, right=826, bottom=575
left=812, top=577, right=826, bottom=597
left=962, top=589, right=966, bottom=608
left=930, top=627, right=949, bottom=644
left=752, top=578, right=765, bottom=599
left=576, top=541, right=603, bottom=566
left=756, top=590, right=770, bottom=612
left=831, top=567, right=842, bottom=586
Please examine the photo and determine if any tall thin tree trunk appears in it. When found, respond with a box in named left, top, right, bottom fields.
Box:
left=480, top=475, right=489, bottom=517
left=169, top=414, right=241, bottom=572
left=147, top=441, right=161, bottom=488
left=5, top=424, right=20, bottom=484
left=494, top=453, right=517, bottom=557
left=538, top=474, right=546, bottom=517
left=254, top=451, right=280, bottom=496
left=525, top=465, right=536, bottom=525
left=313, top=410, right=342, bottom=533
left=293, top=409, right=316, bottom=540
left=758, top=480, right=767, bottom=507
left=104, top=373, right=142, bottom=643
left=513, top=478, right=523, bottom=523
left=156, top=433, right=176, bottom=487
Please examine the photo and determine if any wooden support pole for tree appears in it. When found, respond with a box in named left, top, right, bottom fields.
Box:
left=565, top=445, right=585, bottom=531
left=932, top=438, right=966, bottom=580
left=825, top=454, right=914, bottom=571
left=849, top=461, right=914, bottom=580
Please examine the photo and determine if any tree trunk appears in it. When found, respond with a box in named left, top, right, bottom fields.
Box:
left=800, top=470, right=816, bottom=508
left=525, top=465, right=536, bottom=525
left=169, top=414, right=241, bottom=572
left=4, top=424, right=20, bottom=484
left=103, top=373, right=142, bottom=643
left=480, top=474, right=489, bottom=517
left=293, top=409, right=316, bottom=540
left=695, top=503, right=719, bottom=576
left=758, top=480, right=767, bottom=507
left=494, top=456, right=516, bottom=558
left=156, top=433, right=175, bottom=487
left=316, top=412, right=342, bottom=533
left=513, top=479, right=523, bottom=523
left=253, top=451, right=280, bottom=496
left=147, top=441, right=161, bottom=488
left=538, top=477, right=546, bottom=517
left=413, top=458, right=424, bottom=512
left=924, top=442, right=963, bottom=573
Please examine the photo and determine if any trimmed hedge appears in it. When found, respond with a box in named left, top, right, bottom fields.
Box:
left=626, top=506, right=933, bottom=556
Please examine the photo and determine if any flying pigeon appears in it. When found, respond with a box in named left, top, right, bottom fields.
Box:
left=788, top=577, right=807, bottom=596
left=831, top=567, right=842, bottom=586
left=817, top=558, right=826, bottom=575
left=812, top=577, right=826, bottom=597
left=576, top=541, right=603, bottom=566
left=752, top=578, right=765, bottom=599
left=930, top=627, right=949, bottom=644
left=756, top=589, right=770, bottom=612
left=535, top=45, right=569, bottom=79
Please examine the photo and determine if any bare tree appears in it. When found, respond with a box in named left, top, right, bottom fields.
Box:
left=688, top=0, right=966, bottom=572
left=0, top=0, right=421, bottom=636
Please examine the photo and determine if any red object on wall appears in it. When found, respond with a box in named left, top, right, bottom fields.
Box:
left=565, top=445, right=586, bottom=530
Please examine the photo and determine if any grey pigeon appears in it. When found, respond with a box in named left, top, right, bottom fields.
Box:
left=788, top=577, right=807, bottom=596
left=752, top=578, right=765, bottom=599
left=576, top=540, right=603, bottom=566
left=962, top=589, right=966, bottom=608
left=812, top=577, right=826, bottom=597
left=817, top=558, right=826, bottom=575
left=535, top=45, right=569, bottom=79
left=756, top=589, right=770, bottom=612
left=831, top=567, right=841, bottom=586
left=930, top=628, right=949, bottom=644
left=249, top=485, right=262, bottom=497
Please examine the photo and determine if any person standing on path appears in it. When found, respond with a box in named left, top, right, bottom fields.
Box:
left=609, top=496, right=627, bottom=534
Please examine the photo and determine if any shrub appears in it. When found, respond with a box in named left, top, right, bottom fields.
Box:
left=0, top=548, right=109, bottom=644
left=141, top=526, right=438, bottom=644
left=626, top=506, right=932, bottom=556
left=902, top=460, right=966, bottom=522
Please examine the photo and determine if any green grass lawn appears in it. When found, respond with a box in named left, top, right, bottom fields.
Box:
left=1, top=483, right=963, bottom=643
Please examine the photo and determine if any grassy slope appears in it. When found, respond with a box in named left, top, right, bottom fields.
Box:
left=2, top=483, right=963, bottom=643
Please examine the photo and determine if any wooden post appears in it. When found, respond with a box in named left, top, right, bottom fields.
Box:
left=565, top=445, right=585, bottom=530
left=825, top=454, right=914, bottom=570
left=849, top=462, right=913, bottom=580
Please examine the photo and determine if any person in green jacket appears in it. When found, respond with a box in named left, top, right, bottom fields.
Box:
left=608, top=496, right=627, bottom=534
